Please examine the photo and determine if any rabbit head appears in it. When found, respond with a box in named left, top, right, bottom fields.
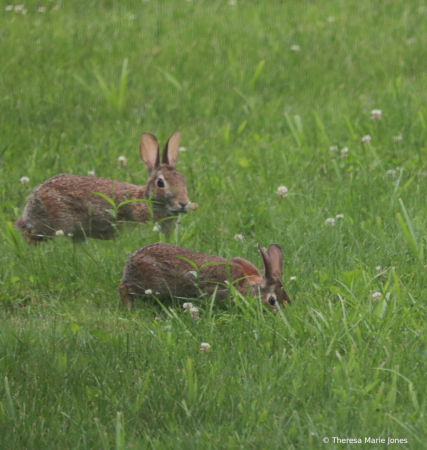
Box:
left=253, top=243, right=290, bottom=309
left=140, top=131, right=190, bottom=216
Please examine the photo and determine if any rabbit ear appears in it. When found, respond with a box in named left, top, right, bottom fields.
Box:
left=258, top=243, right=283, bottom=281
left=140, top=133, right=160, bottom=175
left=162, top=131, right=181, bottom=167
left=267, top=244, right=283, bottom=277
left=258, top=244, right=272, bottom=280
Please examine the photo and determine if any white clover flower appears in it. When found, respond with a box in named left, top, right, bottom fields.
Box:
left=386, top=169, right=396, bottom=179
left=38, top=6, right=46, bottom=12
left=336, top=214, right=344, bottom=219
left=14, top=5, right=24, bottom=12
left=361, top=135, right=372, bottom=144
left=190, top=306, right=199, bottom=320
left=228, top=0, right=236, bottom=5
left=234, top=234, right=244, bottom=241
left=178, top=146, right=187, bottom=152
left=393, top=133, right=402, bottom=141
left=87, top=170, right=95, bottom=176
left=20, top=176, right=30, bottom=186
left=5, top=5, right=13, bottom=11
left=329, top=145, right=338, bottom=152
left=55, top=230, right=64, bottom=236
left=154, top=317, right=160, bottom=321
left=376, top=266, right=381, bottom=274
left=118, top=156, right=127, bottom=167
left=325, top=218, right=335, bottom=227
left=290, top=276, right=297, bottom=281
left=371, top=109, right=382, bottom=120
left=200, top=343, right=211, bottom=352
left=276, top=185, right=288, bottom=198
left=290, top=45, right=300, bottom=51
left=145, top=289, right=153, bottom=295
left=182, top=302, right=193, bottom=310
left=340, top=147, right=348, bottom=158
left=152, top=224, right=161, bottom=232
left=189, top=202, right=198, bottom=211
left=372, top=292, right=381, bottom=301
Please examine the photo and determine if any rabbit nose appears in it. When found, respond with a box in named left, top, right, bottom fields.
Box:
left=179, top=201, right=188, bottom=209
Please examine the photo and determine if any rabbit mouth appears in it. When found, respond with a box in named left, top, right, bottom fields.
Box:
left=169, top=208, right=188, bottom=215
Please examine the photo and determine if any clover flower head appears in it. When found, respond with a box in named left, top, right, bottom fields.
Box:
left=20, top=176, right=30, bottom=186
left=325, top=218, right=335, bottom=227
left=189, top=306, right=199, bottom=320
left=371, top=109, right=382, bottom=120
left=200, top=343, right=211, bottom=352
left=372, top=292, right=381, bottom=301
left=276, top=185, right=288, bottom=198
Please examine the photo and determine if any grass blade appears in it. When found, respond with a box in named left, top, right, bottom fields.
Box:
left=157, top=68, right=183, bottom=91
left=249, top=59, right=265, bottom=89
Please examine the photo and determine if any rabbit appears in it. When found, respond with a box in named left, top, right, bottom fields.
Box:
left=14, top=131, right=194, bottom=244
left=119, top=242, right=291, bottom=310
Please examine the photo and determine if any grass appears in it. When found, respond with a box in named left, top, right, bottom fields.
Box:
left=1, top=0, right=427, bottom=448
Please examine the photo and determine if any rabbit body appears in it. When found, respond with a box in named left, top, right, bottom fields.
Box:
left=15, top=131, right=191, bottom=243
left=120, top=242, right=290, bottom=310
left=15, top=174, right=169, bottom=241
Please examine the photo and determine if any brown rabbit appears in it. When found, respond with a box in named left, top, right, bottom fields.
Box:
left=119, top=242, right=291, bottom=310
left=15, top=131, right=193, bottom=244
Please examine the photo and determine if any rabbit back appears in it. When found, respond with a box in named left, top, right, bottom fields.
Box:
left=18, top=174, right=146, bottom=240
left=120, top=243, right=258, bottom=304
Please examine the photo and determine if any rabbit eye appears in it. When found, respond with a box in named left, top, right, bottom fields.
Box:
left=268, top=296, right=276, bottom=306
left=157, top=178, right=165, bottom=188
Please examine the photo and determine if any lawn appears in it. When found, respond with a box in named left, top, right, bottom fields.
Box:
left=1, top=0, right=427, bottom=448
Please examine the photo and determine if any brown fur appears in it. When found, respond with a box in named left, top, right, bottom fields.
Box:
left=119, top=243, right=291, bottom=310
left=14, top=132, right=191, bottom=243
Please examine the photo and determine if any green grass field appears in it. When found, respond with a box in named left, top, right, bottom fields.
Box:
left=2, top=0, right=427, bottom=448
